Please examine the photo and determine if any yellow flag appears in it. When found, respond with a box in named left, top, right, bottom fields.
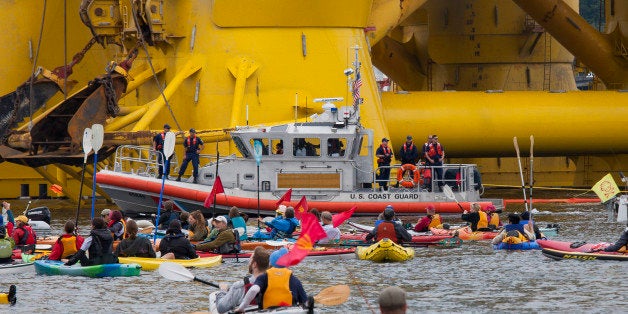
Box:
left=591, top=173, right=620, bottom=203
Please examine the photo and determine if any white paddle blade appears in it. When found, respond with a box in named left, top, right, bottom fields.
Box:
left=442, top=184, right=455, bottom=201
left=91, top=124, right=105, bottom=152
left=82, top=128, right=93, bottom=163
left=164, top=131, right=176, bottom=158
left=158, top=262, right=195, bottom=282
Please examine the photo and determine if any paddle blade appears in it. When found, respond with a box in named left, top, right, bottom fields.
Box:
left=158, top=262, right=194, bottom=282
left=163, top=131, right=176, bottom=158
left=82, top=128, right=93, bottom=163
left=442, top=184, right=455, bottom=201
left=91, top=124, right=104, bottom=152
left=314, top=285, right=350, bottom=306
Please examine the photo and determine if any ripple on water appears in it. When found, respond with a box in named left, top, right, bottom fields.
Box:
left=1, top=199, right=627, bottom=313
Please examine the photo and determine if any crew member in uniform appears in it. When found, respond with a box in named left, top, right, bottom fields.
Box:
left=399, top=135, right=419, bottom=165
left=375, top=138, right=393, bottom=191
left=153, top=123, right=172, bottom=179
left=176, top=128, right=204, bottom=183
left=425, top=135, right=445, bottom=191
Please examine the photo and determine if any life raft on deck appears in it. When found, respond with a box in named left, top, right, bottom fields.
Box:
left=356, top=238, right=414, bottom=262
left=396, top=164, right=422, bottom=188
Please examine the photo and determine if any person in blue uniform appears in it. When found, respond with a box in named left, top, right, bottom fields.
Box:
left=176, top=128, right=204, bottom=183
left=153, top=123, right=172, bottom=179
left=375, top=138, right=393, bottom=191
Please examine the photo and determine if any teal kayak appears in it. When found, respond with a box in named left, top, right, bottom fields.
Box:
left=34, top=260, right=141, bottom=278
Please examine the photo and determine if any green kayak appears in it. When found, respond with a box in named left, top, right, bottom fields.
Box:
left=34, top=260, right=141, bottom=278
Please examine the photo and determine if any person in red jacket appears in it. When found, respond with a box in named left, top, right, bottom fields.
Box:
left=49, top=220, right=85, bottom=261
left=12, top=215, right=36, bottom=247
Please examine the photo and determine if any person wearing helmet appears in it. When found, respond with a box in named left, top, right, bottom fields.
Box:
left=366, top=206, right=412, bottom=244
left=176, top=128, right=204, bottom=183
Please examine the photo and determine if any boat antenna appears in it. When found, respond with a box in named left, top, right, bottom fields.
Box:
left=351, top=45, right=362, bottom=113
left=246, top=104, right=249, bottom=126
left=294, top=93, right=298, bottom=124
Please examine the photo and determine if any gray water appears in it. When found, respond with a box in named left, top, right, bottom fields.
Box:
left=1, top=193, right=627, bottom=313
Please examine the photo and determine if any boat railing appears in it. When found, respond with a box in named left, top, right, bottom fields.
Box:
left=198, top=153, right=238, bottom=168
left=374, top=163, right=480, bottom=193
left=112, top=145, right=179, bottom=177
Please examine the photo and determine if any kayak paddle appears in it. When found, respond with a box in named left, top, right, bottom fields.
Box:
left=313, top=284, right=350, bottom=306
left=443, top=184, right=464, bottom=211
left=158, top=262, right=219, bottom=287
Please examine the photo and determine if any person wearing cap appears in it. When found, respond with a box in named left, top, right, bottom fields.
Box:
left=49, top=220, right=85, bottom=261
left=0, top=224, right=15, bottom=263
left=414, top=205, right=442, bottom=232
left=424, top=134, right=445, bottom=190
left=187, top=210, right=209, bottom=242
left=399, top=135, right=419, bottom=165
left=376, top=137, right=393, bottom=191
left=235, top=247, right=308, bottom=311
left=378, top=286, right=407, bottom=314
left=318, top=211, right=341, bottom=244
left=65, top=217, right=118, bottom=266
left=195, top=216, right=237, bottom=253
left=153, top=123, right=173, bottom=179
left=176, top=128, right=204, bottom=183
left=253, top=207, right=300, bottom=240
left=157, top=200, right=180, bottom=230
left=158, top=220, right=198, bottom=260
left=114, top=220, right=156, bottom=258
left=215, top=246, right=270, bottom=313
left=12, top=215, right=36, bottom=247
left=485, top=205, right=501, bottom=229
left=366, top=206, right=412, bottom=244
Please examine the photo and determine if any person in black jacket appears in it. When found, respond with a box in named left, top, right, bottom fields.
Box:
left=398, top=135, right=419, bottom=165
left=65, top=217, right=118, bottom=266
left=602, top=227, right=628, bottom=252
left=158, top=220, right=198, bottom=259
left=114, top=220, right=156, bottom=258
left=375, top=138, right=393, bottom=191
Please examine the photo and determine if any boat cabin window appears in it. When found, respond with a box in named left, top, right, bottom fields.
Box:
left=250, top=138, right=269, bottom=155
left=327, top=138, right=346, bottom=157
left=293, top=138, right=320, bottom=157
left=233, top=136, right=251, bottom=158
left=272, top=139, right=283, bottom=155
left=358, top=134, right=369, bottom=156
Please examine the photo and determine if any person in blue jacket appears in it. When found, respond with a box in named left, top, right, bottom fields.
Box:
left=252, top=206, right=299, bottom=240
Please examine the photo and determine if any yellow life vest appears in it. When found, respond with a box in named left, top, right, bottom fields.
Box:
left=477, top=211, right=489, bottom=229
left=0, top=293, right=9, bottom=304
left=428, top=214, right=442, bottom=229
left=502, top=231, right=528, bottom=244
left=489, top=213, right=500, bottom=228
left=60, top=235, right=79, bottom=259
left=263, top=267, right=293, bottom=309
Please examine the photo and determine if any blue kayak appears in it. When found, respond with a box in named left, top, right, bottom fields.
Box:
left=493, top=241, right=541, bottom=250
left=35, top=260, right=141, bottom=278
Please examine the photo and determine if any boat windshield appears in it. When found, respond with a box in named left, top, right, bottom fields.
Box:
left=232, top=136, right=251, bottom=158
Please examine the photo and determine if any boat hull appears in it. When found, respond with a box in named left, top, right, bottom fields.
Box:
left=34, top=260, right=141, bottom=278
left=542, top=248, right=628, bottom=261
left=117, top=256, right=222, bottom=271
left=356, top=238, right=415, bottom=262
left=0, top=261, right=34, bottom=275
left=97, top=170, right=494, bottom=216
left=493, top=241, right=540, bottom=250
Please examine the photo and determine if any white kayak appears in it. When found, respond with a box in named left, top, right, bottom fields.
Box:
left=208, top=291, right=315, bottom=314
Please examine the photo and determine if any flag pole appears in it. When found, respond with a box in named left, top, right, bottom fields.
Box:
left=212, top=150, right=219, bottom=218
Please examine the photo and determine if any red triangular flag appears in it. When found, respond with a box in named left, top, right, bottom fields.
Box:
left=204, top=176, right=225, bottom=208
left=277, top=212, right=326, bottom=267
left=332, top=206, right=356, bottom=228
left=275, top=188, right=292, bottom=207
left=294, top=196, right=308, bottom=220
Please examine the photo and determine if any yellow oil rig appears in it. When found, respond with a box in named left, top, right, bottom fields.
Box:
left=0, top=0, right=626, bottom=202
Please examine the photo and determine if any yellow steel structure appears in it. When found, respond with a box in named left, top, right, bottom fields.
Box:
left=0, top=0, right=626, bottom=200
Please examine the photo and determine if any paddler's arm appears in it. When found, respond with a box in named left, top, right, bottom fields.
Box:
left=235, top=284, right=260, bottom=312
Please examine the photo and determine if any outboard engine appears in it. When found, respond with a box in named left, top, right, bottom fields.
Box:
left=25, top=206, right=51, bottom=225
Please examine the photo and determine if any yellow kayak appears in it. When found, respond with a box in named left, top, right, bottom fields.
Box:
left=356, top=238, right=415, bottom=263
left=118, top=256, right=222, bottom=271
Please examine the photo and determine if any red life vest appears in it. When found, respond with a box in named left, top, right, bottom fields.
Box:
left=428, top=143, right=443, bottom=158
left=243, top=276, right=258, bottom=306
left=377, top=145, right=391, bottom=163
left=185, top=136, right=198, bottom=147
left=376, top=221, right=399, bottom=243
left=402, top=143, right=414, bottom=153
left=156, top=132, right=166, bottom=150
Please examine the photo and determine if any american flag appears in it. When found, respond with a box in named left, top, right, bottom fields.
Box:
left=352, top=69, right=362, bottom=105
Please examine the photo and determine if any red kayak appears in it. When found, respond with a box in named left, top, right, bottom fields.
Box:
left=536, top=239, right=610, bottom=252
left=197, top=247, right=356, bottom=260
left=339, top=232, right=452, bottom=244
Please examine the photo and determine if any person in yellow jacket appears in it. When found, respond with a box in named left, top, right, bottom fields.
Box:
left=0, top=285, right=16, bottom=306
left=235, top=247, right=308, bottom=311
left=414, top=205, right=442, bottom=232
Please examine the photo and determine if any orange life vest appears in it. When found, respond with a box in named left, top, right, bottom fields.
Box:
left=60, top=235, right=79, bottom=258
left=156, top=132, right=166, bottom=150
left=477, top=211, right=489, bottom=230
left=427, top=143, right=443, bottom=158
left=376, top=221, right=399, bottom=243
left=502, top=230, right=529, bottom=244
left=428, top=214, right=442, bottom=229
left=263, top=267, right=293, bottom=309
left=488, top=213, right=500, bottom=228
